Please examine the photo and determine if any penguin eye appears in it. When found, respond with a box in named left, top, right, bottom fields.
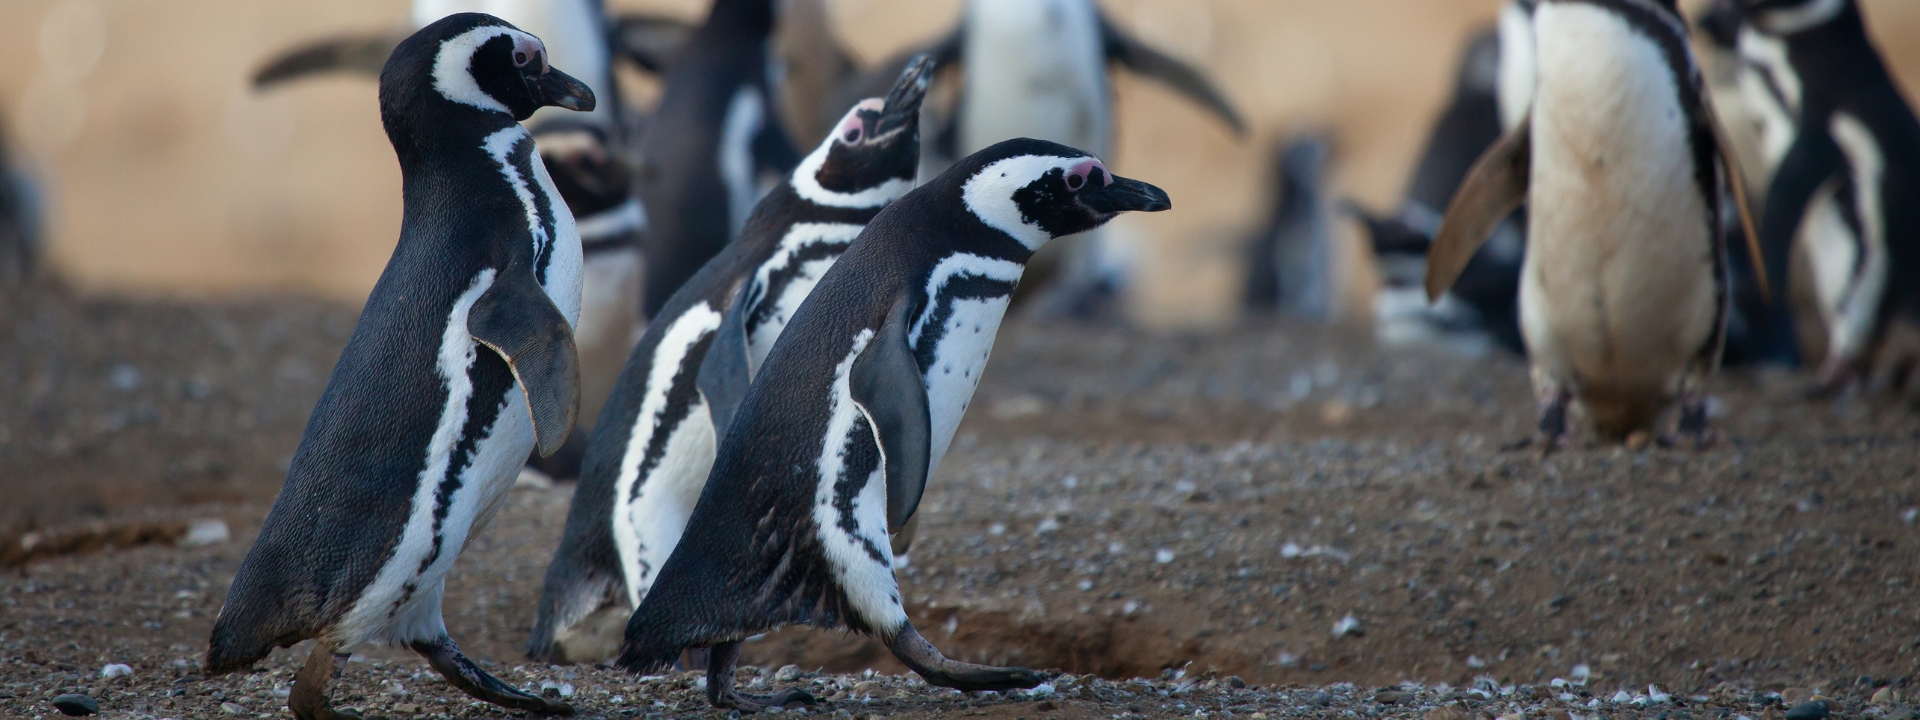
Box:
left=842, top=127, right=862, bottom=143
left=514, top=51, right=529, bottom=67
left=1065, top=172, right=1086, bottom=191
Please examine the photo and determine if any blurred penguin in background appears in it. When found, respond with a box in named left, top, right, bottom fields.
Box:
left=888, top=0, right=1245, bottom=321
left=1242, top=137, right=1339, bottom=324
left=0, top=109, right=41, bottom=286
left=1346, top=25, right=1526, bottom=357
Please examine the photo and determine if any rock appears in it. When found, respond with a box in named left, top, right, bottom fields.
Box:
left=50, top=694, right=97, bottom=716
left=1227, top=676, right=1247, bottom=689
left=98, top=664, right=132, bottom=679
left=1784, top=701, right=1829, bottom=720
left=852, top=681, right=883, bottom=697
left=1781, top=688, right=1808, bottom=705
left=1332, top=615, right=1362, bottom=637
left=1425, top=708, right=1469, bottom=720
left=181, top=519, right=230, bottom=546
left=1546, top=710, right=1570, bottom=720
left=1886, top=709, right=1914, bottom=720
left=774, top=664, right=804, bottom=682
left=1872, top=687, right=1897, bottom=706
left=1373, top=691, right=1406, bottom=704
left=1036, top=699, right=1058, bottom=712
left=219, top=701, right=250, bottom=715
left=1308, top=692, right=1335, bottom=706
left=392, top=702, right=421, bottom=715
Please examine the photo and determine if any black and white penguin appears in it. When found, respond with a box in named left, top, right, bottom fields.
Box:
left=1344, top=26, right=1528, bottom=357
left=525, top=57, right=935, bottom=665
left=206, top=14, right=591, bottom=719
left=1242, top=136, right=1339, bottom=322
left=635, top=0, right=800, bottom=318
left=0, top=108, right=39, bottom=284
left=1426, top=0, right=1767, bottom=447
left=1731, top=0, right=1920, bottom=390
left=615, top=138, right=1169, bottom=709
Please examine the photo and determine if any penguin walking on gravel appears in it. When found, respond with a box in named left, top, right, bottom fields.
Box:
left=1726, top=0, right=1920, bottom=391
left=1426, top=0, right=1767, bottom=448
left=206, top=14, right=591, bottom=719
left=636, top=0, right=800, bottom=319
left=525, top=57, right=936, bottom=665
left=616, top=138, right=1169, bottom=709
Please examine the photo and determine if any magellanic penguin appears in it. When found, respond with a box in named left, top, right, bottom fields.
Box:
left=1730, top=0, right=1920, bottom=391
left=0, top=108, right=40, bottom=284
left=636, top=0, right=801, bottom=318
left=615, top=138, right=1170, bottom=709
left=1425, top=0, right=1768, bottom=448
left=1346, top=26, right=1528, bottom=357
left=206, top=14, right=591, bottom=719
left=525, top=57, right=936, bottom=666
left=891, top=0, right=1241, bottom=319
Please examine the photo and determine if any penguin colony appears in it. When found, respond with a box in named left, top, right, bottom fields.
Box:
left=197, top=0, right=1920, bottom=716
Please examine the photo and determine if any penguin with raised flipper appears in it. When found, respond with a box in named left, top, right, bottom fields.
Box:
left=615, top=138, right=1170, bottom=710
left=1426, top=0, right=1768, bottom=449
left=205, top=14, right=591, bottom=719
left=635, top=0, right=800, bottom=319
left=1729, top=0, right=1920, bottom=391
left=526, top=57, right=935, bottom=666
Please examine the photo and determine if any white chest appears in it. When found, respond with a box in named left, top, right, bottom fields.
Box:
left=960, top=0, right=1110, bottom=155
left=910, top=253, right=1025, bottom=474
left=745, top=223, right=864, bottom=373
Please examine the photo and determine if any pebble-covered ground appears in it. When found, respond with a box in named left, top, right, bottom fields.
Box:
left=4, top=284, right=1920, bottom=719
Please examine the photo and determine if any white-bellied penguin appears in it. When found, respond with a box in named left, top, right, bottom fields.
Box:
left=1729, top=0, right=1920, bottom=391
left=1425, top=0, right=1768, bottom=448
left=614, top=138, right=1169, bottom=709
left=525, top=56, right=936, bottom=665
left=636, top=0, right=801, bottom=318
left=206, top=14, right=591, bottom=719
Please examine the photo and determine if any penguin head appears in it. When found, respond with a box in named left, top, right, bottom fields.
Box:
left=793, top=54, right=936, bottom=208
left=954, top=138, right=1172, bottom=250
left=1738, top=0, right=1851, bottom=35
left=381, top=13, right=596, bottom=131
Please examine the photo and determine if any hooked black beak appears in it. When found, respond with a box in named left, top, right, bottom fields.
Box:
left=874, top=53, right=936, bottom=136
left=1080, top=175, right=1172, bottom=215
left=531, top=66, right=596, bottom=112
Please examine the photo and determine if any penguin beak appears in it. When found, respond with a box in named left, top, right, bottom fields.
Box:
left=1080, top=175, right=1172, bottom=215
left=875, top=53, right=937, bottom=136
left=531, top=66, right=596, bottom=112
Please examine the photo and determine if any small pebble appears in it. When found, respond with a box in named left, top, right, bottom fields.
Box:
left=1784, top=701, right=1829, bottom=720
left=393, top=702, right=421, bottom=715
left=775, top=664, right=804, bottom=682
left=220, top=701, right=250, bottom=715
left=1426, top=708, right=1469, bottom=720
left=99, top=664, right=133, bottom=679
left=1036, top=699, right=1058, bottom=712
left=1871, top=687, right=1896, bottom=706
left=51, top=694, right=98, bottom=716
left=1227, top=676, right=1246, bottom=689
left=1373, top=691, right=1406, bottom=704
left=1308, top=691, right=1334, bottom=706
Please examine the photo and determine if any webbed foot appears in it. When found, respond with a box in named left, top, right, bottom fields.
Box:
left=887, top=623, right=1050, bottom=692
left=413, top=635, right=573, bottom=715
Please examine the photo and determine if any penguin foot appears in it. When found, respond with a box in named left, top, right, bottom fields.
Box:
left=703, top=641, right=815, bottom=711
left=1809, top=358, right=1862, bottom=400
left=290, top=643, right=362, bottom=720
left=412, top=635, right=574, bottom=716
left=1520, top=386, right=1573, bottom=457
left=887, top=623, right=1050, bottom=692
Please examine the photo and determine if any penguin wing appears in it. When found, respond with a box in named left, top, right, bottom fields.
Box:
left=1098, top=11, right=1247, bottom=136
left=1757, top=117, right=1844, bottom=305
left=850, top=295, right=933, bottom=532
left=1703, top=82, right=1770, bottom=302
left=697, top=278, right=753, bottom=434
left=468, top=266, right=582, bottom=457
left=1426, top=115, right=1531, bottom=302
left=611, top=13, right=695, bottom=74
left=252, top=30, right=409, bottom=90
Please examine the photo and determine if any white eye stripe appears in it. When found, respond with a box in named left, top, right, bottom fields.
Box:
left=960, top=154, right=1085, bottom=249
left=432, top=24, right=541, bottom=113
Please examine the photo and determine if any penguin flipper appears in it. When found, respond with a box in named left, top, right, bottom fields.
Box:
left=1097, top=11, right=1247, bottom=136
left=850, top=296, right=933, bottom=533
left=253, top=31, right=408, bottom=90
left=469, top=270, right=582, bottom=458
left=1758, top=122, right=1844, bottom=306
left=611, top=13, right=695, bottom=74
left=1427, top=115, right=1531, bottom=302
left=1703, top=88, right=1770, bottom=302
left=697, top=280, right=753, bottom=435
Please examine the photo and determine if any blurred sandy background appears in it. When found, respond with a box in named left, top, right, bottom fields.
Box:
left=2, top=0, right=1918, bottom=328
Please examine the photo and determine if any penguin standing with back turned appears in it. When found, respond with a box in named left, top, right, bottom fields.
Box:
left=636, top=0, right=800, bottom=318
left=526, top=56, right=936, bottom=665
left=1733, top=0, right=1920, bottom=392
left=1426, top=0, right=1768, bottom=448
left=615, top=138, right=1170, bottom=709
left=206, top=14, right=592, bottom=719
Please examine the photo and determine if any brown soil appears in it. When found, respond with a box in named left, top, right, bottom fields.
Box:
left=4, top=284, right=1920, bottom=719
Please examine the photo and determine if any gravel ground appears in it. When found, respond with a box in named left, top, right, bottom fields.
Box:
left=4, top=284, right=1920, bottom=719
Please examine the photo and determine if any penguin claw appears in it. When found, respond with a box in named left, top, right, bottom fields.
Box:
left=887, top=623, right=1050, bottom=692
left=412, top=636, right=574, bottom=716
